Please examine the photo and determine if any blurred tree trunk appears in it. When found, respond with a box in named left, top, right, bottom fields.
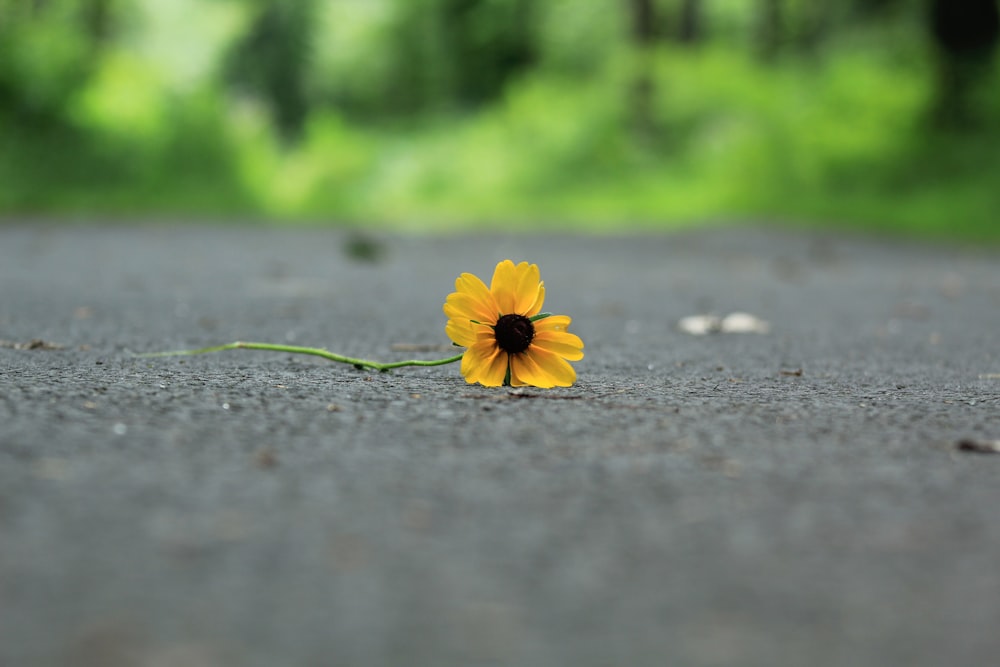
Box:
left=442, top=0, right=536, bottom=106
left=677, top=0, right=703, bottom=44
left=628, top=0, right=657, bottom=45
left=83, top=0, right=113, bottom=44
left=928, top=0, right=1000, bottom=127
left=854, top=0, right=904, bottom=16
left=381, top=0, right=536, bottom=115
left=756, top=0, right=784, bottom=61
left=795, top=1, right=831, bottom=55
left=626, top=0, right=658, bottom=144
left=224, top=0, right=315, bottom=142
left=83, top=0, right=116, bottom=60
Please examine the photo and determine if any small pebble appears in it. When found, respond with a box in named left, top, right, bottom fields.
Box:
left=956, top=439, right=1000, bottom=454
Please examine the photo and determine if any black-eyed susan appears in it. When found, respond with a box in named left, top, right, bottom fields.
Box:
left=443, top=260, right=584, bottom=388
left=140, top=260, right=581, bottom=388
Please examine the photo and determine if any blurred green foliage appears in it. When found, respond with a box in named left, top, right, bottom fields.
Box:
left=1, top=0, right=998, bottom=240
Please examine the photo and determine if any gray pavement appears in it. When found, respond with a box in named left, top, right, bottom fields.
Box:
left=2, top=224, right=999, bottom=667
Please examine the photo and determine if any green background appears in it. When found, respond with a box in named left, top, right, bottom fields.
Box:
left=2, top=0, right=998, bottom=241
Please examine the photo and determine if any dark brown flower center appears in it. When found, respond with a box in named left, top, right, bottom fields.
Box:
left=494, top=314, right=534, bottom=354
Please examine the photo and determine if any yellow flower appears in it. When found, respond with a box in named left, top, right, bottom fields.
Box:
left=443, top=260, right=584, bottom=387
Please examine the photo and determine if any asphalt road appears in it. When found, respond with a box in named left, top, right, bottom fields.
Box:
left=2, top=224, right=999, bottom=667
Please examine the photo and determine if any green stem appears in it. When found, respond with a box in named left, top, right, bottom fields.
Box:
left=137, top=342, right=464, bottom=372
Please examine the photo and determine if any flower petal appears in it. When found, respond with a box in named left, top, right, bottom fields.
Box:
left=512, top=263, right=543, bottom=315
left=522, top=347, right=577, bottom=387
left=445, top=319, right=480, bottom=347
left=523, top=282, right=545, bottom=318
left=462, top=340, right=508, bottom=387
left=480, top=350, right=510, bottom=387
left=489, top=260, right=519, bottom=314
left=444, top=292, right=497, bottom=325
left=533, top=314, right=572, bottom=333
left=461, top=340, right=497, bottom=384
left=532, top=314, right=583, bottom=360
left=447, top=272, right=499, bottom=323
left=531, top=332, right=584, bottom=361
left=509, top=352, right=550, bottom=388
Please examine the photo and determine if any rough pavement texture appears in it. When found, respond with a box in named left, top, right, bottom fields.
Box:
left=2, top=224, right=999, bottom=667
